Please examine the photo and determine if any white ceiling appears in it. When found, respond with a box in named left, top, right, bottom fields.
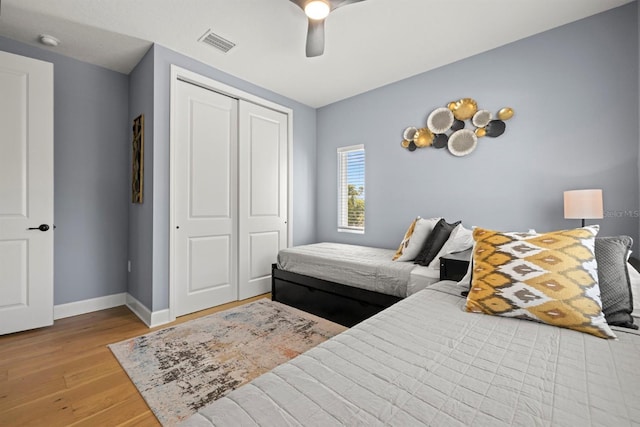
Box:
left=0, top=0, right=632, bottom=107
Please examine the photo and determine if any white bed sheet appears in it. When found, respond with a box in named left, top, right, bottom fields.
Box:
left=182, top=283, right=640, bottom=427
left=277, top=242, right=417, bottom=297
left=407, top=265, right=441, bottom=296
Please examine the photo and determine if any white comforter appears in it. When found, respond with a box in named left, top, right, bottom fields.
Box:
left=276, top=242, right=441, bottom=297
left=181, top=283, right=640, bottom=426
left=277, top=242, right=417, bottom=297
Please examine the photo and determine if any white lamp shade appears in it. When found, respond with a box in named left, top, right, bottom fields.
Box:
left=564, top=189, right=603, bottom=219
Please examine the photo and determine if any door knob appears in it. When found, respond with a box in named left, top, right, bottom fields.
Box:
left=28, top=224, right=50, bottom=232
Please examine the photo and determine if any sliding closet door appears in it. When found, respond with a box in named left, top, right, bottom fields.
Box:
left=173, top=80, right=238, bottom=316
left=238, top=101, right=288, bottom=300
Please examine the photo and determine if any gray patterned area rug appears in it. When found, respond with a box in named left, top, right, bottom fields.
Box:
left=108, top=299, right=347, bottom=426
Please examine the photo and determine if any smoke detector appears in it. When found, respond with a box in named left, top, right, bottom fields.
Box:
left=198, top=30, right=235, bottom=53
left=39, top=34, right=60, bottom=47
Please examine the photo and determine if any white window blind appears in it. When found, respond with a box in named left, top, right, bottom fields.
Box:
left=337, top=144, right=365, bottom=233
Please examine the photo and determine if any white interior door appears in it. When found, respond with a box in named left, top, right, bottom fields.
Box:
left=238, top=101, right=288, bottom=300
left=0, top=51, right=54, bottom=335
left=173, top=80, right=238, bottom=317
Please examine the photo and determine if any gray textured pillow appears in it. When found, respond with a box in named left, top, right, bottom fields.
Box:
left=595, top=236, right=637, bottom=329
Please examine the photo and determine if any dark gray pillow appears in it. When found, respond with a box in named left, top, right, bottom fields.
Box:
left=595, top=236, right=637, bottom=329
left=414, top=219, right=460, bottom=266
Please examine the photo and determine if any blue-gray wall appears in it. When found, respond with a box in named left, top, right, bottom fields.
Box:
left=0, top=36, right=130, bottom=305
left=127, top=47, right=155, bottom=309
left=2, top=1, right=639, bottom=311
left=124, top=44, right=318, bottom=311
left=0, top=36, right=316, bottom=312
left=316, top=3, right=640, bottom=252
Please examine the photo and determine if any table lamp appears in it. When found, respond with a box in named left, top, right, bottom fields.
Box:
left=563, top=189, right=603, bottom=227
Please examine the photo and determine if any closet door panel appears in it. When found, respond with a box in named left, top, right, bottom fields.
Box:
left=248, top=118, right=280, bottom=217
left=189, top=100, right=231, bottom=218
left=249, top=232, right=279, bottom=280
left=238, top=101, right=288, bottom=300
left=174, top=80, right=238, bottom=316
left=188, top=235, right=230, bottom=291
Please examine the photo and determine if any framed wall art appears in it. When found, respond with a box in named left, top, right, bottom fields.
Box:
left=132, top=114, right=144, bottom=203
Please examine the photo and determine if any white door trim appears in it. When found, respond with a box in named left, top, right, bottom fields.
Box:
left=169, top=65, right=293, bottom=323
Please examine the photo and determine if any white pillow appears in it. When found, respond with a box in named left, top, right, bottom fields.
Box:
left=427, top=224, right=473, bottom=270
left=394, top=217, right=441, bottom=261
left=628, top=262, right=640, bottom=320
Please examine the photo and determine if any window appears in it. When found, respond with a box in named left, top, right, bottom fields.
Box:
left=337, top=144, right=365, bottom=233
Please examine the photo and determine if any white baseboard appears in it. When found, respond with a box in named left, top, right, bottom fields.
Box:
left=125, top=293, right=171, bottom=328
left=150, top=308, right=172, bottom=328
left=53, top=293, right=172, bottom=328
left=54, top=293, right=126, bottom=320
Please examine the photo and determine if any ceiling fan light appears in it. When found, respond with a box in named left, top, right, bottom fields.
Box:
left=304, top=0, right=330, bottom=20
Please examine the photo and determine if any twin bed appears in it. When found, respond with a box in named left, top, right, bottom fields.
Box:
left=184, top=281, right=640, bottom=426
left=271, top=242, right=442, bottom=326
left=181, top=238, right=640, bottom=426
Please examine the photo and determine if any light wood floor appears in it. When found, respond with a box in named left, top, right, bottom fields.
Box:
left=0, top=294, right=269, bottom=426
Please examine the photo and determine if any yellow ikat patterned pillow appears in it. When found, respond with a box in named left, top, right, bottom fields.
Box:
left=465, top=225, right=616, bottom=339
left=393, top=217, right=419, bottom=260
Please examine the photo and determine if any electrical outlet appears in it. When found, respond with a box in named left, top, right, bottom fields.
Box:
left=127, top=260, right=131, bottom=273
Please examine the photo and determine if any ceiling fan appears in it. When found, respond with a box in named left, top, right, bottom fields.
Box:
left=290, top=0, right=366, bottom=57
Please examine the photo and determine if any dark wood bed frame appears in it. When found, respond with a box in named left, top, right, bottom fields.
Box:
left=271, top=264, right=402, bottom=327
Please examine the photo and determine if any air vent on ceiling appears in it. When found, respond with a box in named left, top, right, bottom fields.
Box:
left=199, top=30, right=236, bottom=53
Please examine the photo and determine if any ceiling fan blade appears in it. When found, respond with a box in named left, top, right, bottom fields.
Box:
left=330, top=0, right=366, bottom=11
left=289, top=0, right=306, bottom=10
left=306, top=18, right=325, bottom=57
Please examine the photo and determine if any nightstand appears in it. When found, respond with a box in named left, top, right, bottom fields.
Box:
left=439, top=249, right=472, bottom=281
